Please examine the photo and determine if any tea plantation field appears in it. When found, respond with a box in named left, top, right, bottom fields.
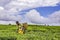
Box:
left=0, top=25, right=60, bottom=40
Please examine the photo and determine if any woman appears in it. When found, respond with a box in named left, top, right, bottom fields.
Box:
left=16, top=21, right=23, bottom=33
left=16, top=21, right=22, bottom=30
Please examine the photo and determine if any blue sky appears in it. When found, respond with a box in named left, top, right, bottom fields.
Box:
left=36, top=5, right=60, bottom=17
left=0, top=0, right=60, bottom=25
left=21, top=5, right=60, bottom=17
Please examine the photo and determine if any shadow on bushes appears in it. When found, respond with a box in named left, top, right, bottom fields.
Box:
left=0, top=37, right=17, bottom=40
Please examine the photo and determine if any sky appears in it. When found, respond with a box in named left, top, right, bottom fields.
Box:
left=0, top=0, right=60, bottom=25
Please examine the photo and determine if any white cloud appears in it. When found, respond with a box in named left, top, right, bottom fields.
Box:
left=5, top=0, right=60, bottom=10
left=0, top=21, right=15, bottom=25
left=49, top=10, right=60, bottom=24
left=0, top=8, right=22, bottom=21
left=25, top=9, right=60, bottom=25
left=0, top=0, right=60, bottom=24
left=0, top=6, right=4, bottom=10
left=25, top=9, right=49, bottom=24
left=0, top=0, right=11, bottom=6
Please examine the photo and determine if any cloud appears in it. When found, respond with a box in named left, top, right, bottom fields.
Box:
left=5, top=0, right=60, bottom=7
left=0, top=21, right=15, bottom=25
left=0, top=7, right=22, bottom=21
left=25, top=9, right=60, bottom=25
left=4, top=0, right=60, bottom=10
left=0, top=0, right=60, bottom=24
left=0, top=6, right=4, bottom=10
left=49, top=10, right=60, bottom=23
left=0, top=0, right=11, bottom=6
left=25, top=9, right=49, bottom=24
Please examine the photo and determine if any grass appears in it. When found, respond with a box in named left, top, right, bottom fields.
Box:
left=0, top=25, right=60, bottom=40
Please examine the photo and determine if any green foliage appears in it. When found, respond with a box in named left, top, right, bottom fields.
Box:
left=0, top=25, right=60, bottom=40
left=0, top=37, right=17, bottom=40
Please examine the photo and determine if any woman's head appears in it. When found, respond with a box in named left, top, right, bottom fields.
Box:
left=16, top=21, right=19, bottom=26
